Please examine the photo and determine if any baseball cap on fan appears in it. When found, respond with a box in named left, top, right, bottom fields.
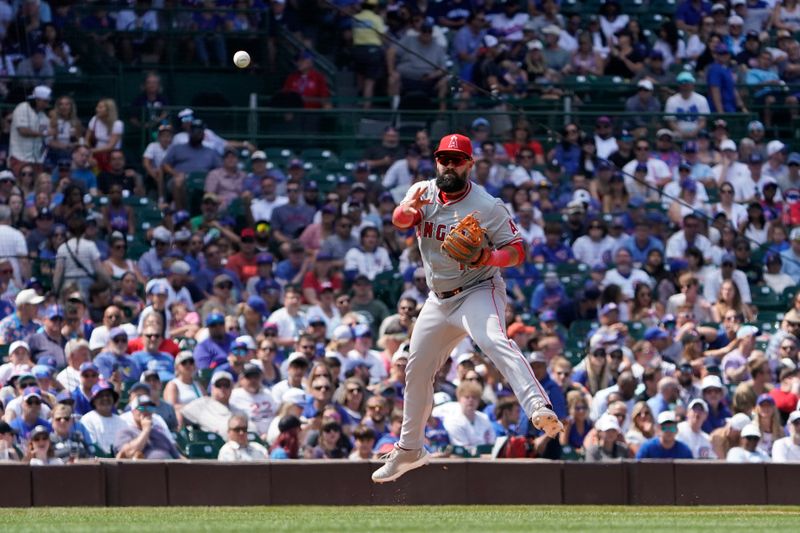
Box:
left=434, top=134, right=473, bottom=158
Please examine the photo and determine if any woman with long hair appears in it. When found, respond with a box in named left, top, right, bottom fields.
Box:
left=577, top=135, right=600, bottom=179
left=668, top=180, right=707, bottom=226
left=754, top=396, right=784, bottom=457
left=602, top=173, right=629, bottom=214
left=163, top=351, right=205, bottom=428
left=771, top=0, right=800, bottom=32
left=334, top=377, right=367, bottom=429
left=85, top=98, right=123, bottom=172
left=560, top=390, right=592, bottom=454
left=573, top=346, right=613, bottom=396
left=114, top=271, right=145, bottom=322
left=652, top=20, right=685, bottom=70
left=741, top=202, right=768, bottom=249
left=686, top=17, right=715, bottom=64
left=568, top=32, right=605, bottom=76
left=47, top=95, right=82, bottom=167
left=53, top=183, right=87, bottom=223
left=7, top=192, right=25, bottom=229
left=103, top=232, right=144, bottom=284
left=101, top=183, right=135, bottom=237
left=712, top=279, right=754, bottom=322
left=301, top=254, right=343, bottom=306
left=630, top=282, right=664, bottom=326
left=625, top=401, right=655, bottom=455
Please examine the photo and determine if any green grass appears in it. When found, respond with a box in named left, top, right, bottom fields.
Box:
left=2, top=506, right=800, bottom=532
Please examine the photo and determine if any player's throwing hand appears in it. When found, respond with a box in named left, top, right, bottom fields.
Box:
left=393, top=188, right=431, bottom=229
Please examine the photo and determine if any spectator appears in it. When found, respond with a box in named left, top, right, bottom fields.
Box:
left=677, top=398, right=717, bottom=458
left=270, top=183, right=316, bottom=247
left=205, top=149, right=247, bottom=210
left=69, top=362, right=99, bottom=417
left=726, top=424, right=771, bottom=462
left=707, top=44, right=748, bottom=113
left=635, top=411, right=694, bottom=459
left=115, top=394, right=180, bottom=460
left=270, top=414, right=302, bottom=459
left=9, top=387, right=51, bottom=444
left=183, top=371, right=252, bottom=439
left=442, top=381, right=495, bottom=447
left=80, top=382, right=126, bottom=456
left=56, top=339, right=90, bottom=392
left=131, top=328, right=174, bottom=383
left=85, top=98, right=123, bottom=173
left=25, top=304, right=66, bottom=368
left=161, top=119, right=222, bottom=210
left=230, top=363, right=278, bottom=438
left=49, top=404, right=91, bottom=461
left=585, top=413, right=629, bottom=461
left=9, top=85, right=50, bottom=176
left=665, top=72, right=710, bottom=139
left=772, top=410, right=800, bottom=462
left=24, top=424, right=63, bottom=465
left=282, top=50, right=331, bottom=109
left=0, top=289, right=43, bottom=344
left=218, top=414, right=269, bottom=461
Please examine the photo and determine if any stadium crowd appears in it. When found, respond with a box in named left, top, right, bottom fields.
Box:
left=1, top=0, right=800, bottom=465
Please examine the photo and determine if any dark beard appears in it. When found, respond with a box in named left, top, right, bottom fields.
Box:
left=436, top=169, right=467, bottom=193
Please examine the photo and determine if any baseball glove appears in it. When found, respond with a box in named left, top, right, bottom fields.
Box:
left=441, top=212, right=490, bottom=267
left=532, top=407, right=564, bottom=439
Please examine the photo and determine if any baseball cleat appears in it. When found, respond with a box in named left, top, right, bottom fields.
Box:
left=532, top=407, right=564, bottom=439
left=371, top=445, right=430, bottom=483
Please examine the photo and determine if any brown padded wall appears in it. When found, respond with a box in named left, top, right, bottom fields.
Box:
left=466, top=460, right=562, bottom=505
left=674, top=461, right=767, bottom=505
left=4, top=460, right=797, bottom=506
left=563, top=462, right=627, bottom=504
left=765, top=463, right=800, bottom=505
left=167, top=462, right=271, bottom=506
left=627, top=461, right=675, bottom=505
left=105, top=461, right=169, bottom=506
left=0, top=464, right=32, bottom=507
left=31, top=464, right=105, bottom=506
left=369, top=460, right=468, bottom=505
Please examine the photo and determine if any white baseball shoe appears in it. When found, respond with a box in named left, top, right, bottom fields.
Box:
left=532, top=407, right=564, bottom=439
left=371, top=445, right=430, bottom=483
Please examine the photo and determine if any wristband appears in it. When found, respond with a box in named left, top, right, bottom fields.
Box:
left=392, top=204, right=420, bottom=228
left=484, top=248, right=514, bottom=268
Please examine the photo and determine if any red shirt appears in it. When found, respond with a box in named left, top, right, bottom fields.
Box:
left=503, top=140, right=544, bottom=161
left=226, top=252, right=258, bottom=284
left=770, top=388, right=799, bottom=414
left=282, top=69, right=330, bottom=109
left=301, top=271, right=343, bottom=302
left=128, top=337, right=180, bottom=357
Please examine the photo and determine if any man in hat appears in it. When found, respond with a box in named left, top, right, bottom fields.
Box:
left=25, top=304, right=67, bottom=368
left=636, top=411, right=694, bottom=459
left=226, top=229, right=259, bottom=284
left=772, top=411, right=800, bottom=462
left=230, top=363, right=278, bottom=437
left=116, top=393, right=181, bottom=459
left=9, top=85, right=50, bottom=175
left=726, top=424, right=770, bottom=462
left=80, top=382, right=126, bottom=455
left=94, top=327, right=142, bottom=384
left=677, top=398, right=717, bottom=458
left=780, top=228, right=800, bottom=280
left=183, top=371, right=253, bottom=439
left=194, top=312, right=236, bottom=370
left=281, top=49, right=332, bottom=109
left=205, top=148, right=247, bottom=210
left=161, top=118, right=223, bottom=210
left=0, top=289, right=43, bottom=345
left=372, top=133, right=562, bottom=483
left=665, top=71, right=710, bottom=138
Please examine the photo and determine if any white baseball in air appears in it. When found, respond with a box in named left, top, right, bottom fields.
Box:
left=233, top=50, right=251, bottom=68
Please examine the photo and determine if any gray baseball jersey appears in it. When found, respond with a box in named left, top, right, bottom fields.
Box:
left=403, top=179, right=522, bottom=293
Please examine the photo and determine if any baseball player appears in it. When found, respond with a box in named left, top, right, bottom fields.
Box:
left=372, top=133, right=563, bottom=483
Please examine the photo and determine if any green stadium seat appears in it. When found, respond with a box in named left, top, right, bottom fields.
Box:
left=782, top=286, right=799, bottom=307
left=373, top=271, right=404, bottom=309
left=569, top=320, right=598, bottom=340
left=751, top=285, right=784, bottom=311
left=186, top=442, right=221, bottom=459
left=626, top=321, right=646, bottom=340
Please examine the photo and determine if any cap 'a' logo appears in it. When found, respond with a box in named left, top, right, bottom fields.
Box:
left=448, top=135, right=460, bottom=149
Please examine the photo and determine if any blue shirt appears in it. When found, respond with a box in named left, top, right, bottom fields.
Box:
left=530, top=284, right=567, bottom=313
left=10, top=417, right=52, bottom=443
left=707, top=62, right=738, bottom=112
left=71, top=387, right=94, bottom=416
left=619, top=235, right=664, bottom=265
left=194, top=334, right=235, bottom=370
left=636, top=436, right=693, bottom=459
left=131, top=350, right=175, bottom=382
left=540, top=373, right=567, bottom=420
left=94, top=352, right=142, bottom=383
left=702, top=403, right=732, bottom=434
left=531, top=242, right=574, bottom=264
left=675, top=1, right=711, bottom=27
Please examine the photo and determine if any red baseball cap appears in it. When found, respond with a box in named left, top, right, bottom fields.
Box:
left=434, top=133, right=473, bottom=158
left=241, top=228, right=255, bottom=239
